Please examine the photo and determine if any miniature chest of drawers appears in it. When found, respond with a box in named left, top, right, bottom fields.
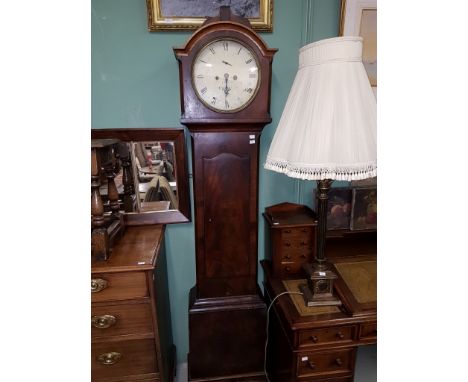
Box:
left=263, top=203, right=318, bottom=279
left=91, top=225, right=174, bottom=382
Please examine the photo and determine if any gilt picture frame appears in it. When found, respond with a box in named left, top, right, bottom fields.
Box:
left=146, top=0, right=273, bottom=32
left=340, top=0, right=377, bottom=89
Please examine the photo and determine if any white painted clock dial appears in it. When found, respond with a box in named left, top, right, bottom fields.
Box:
left=192, top=39, right=260, bottom=112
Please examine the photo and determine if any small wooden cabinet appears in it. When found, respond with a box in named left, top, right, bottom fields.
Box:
left=91, top=225, right=174, bottom=382
left=264, top=203, right=318, bottom=279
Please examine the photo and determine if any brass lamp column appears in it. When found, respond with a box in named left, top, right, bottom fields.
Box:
left=300, top=179, right=341, bottom=306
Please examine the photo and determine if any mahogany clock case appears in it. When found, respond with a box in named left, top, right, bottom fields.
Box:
left=174, top=8, right=278, bottom=381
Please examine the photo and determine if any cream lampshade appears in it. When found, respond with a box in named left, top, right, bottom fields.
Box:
left=264, top=36, right=377, bottom=306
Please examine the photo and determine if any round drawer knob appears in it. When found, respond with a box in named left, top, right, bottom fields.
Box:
left=336, top=331, right=345, bottom=339
left=335, top=358, right=343, bottom=366
left=97, top=352, right=121, bottom=365
left=309, top=335, right=318, bottom=343
left=307, top=361, right=316, bottom=369
left=285, top=266, right=291, bottom=272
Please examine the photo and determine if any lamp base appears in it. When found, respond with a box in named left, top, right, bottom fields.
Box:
left=300, top=263, right=342, bottom=307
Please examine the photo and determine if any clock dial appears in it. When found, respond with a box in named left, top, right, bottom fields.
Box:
left=192, top=39, right=260, bottom=112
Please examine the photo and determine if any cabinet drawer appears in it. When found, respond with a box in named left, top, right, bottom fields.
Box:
left=91, top=272, right=148, bottom=303
left=281, top=262, right=303, bottom=275
left=359, top=322, right=377, bottom=340
left=282, top=227, right=313, bottom=237
left=282, top=249, right=312, bottom=262
left=296, top=348, right=355, bottom=378
left=91, top=338, right=158, bottom=379
left=298, top=325, right=356, bottom=348
left=91, top=302, right=153, bottom=340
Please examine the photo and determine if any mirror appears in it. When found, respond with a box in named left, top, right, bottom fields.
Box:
left=91, top=128, right=191, bottom=225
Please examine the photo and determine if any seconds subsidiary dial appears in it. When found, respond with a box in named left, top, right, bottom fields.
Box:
left=192, top=39, right=260, bottom=112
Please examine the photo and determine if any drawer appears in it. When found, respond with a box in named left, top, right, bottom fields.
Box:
left=91, top=272, right=148, bottom=303
left=296, top=348, right=355, bottom=378
left=91, top=302, right=153, bottom=340
left=91, top=338, right=158, bottom=379
left=282, top=238, right=314, bottom=251
left=282, top=249, right=312, bottom=262
left=359, top=322, right=377, bottom=340
left=281, top=262, right=303, bottom=275
left=298, top=325, right=356, bottom=348
left=282, top=227, right=313, bottom=237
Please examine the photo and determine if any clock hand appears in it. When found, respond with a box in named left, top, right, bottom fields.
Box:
left=222, top=60, right=233, bottom=66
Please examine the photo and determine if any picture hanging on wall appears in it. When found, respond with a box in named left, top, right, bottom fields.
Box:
left=315, top=187, right=353, bottom=230
left=350, top=187, right=377, bottom=231
left=146, top=0, right=273, bottom=32
left=340, top=0, right=377, bottom=90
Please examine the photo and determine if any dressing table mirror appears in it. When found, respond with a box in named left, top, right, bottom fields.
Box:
left=91, top=128, right=191, bottom=225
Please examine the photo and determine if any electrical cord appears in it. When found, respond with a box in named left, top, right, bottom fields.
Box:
left=264, top=291, right=304, bottom=382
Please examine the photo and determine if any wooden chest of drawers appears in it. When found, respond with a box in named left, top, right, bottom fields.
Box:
left=91, top=225, right=174, bottom=382
left=264, top=203, right=318, bottom=279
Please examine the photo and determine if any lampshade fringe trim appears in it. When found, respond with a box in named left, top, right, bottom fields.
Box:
left=264, top=160, right=377, bottom=181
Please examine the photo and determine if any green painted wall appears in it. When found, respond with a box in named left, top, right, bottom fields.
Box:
left=92, top=0, right=341, bottom=364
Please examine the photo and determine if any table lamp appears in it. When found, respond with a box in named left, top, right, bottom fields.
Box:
left=264, top=36, right=377, bottom=306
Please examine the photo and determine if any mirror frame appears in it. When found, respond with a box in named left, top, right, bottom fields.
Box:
left=91, top=128, right=191, bottom=225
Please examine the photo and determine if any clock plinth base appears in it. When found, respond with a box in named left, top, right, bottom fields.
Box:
left=188, top=287, right=267, bottom=381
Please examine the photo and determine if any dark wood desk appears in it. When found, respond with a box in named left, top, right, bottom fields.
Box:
left=262, top=254, right=376, bottom=382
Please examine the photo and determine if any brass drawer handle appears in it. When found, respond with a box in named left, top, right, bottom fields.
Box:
left=91, top=278, right=108, bottom=293
left=307, top=361, right=316, bottom=369
left=92, top=314, right=116, bottom=329
left=336, top=331, right=345, bottom=340
left=335, top=358, right=343, bottom=366
left=309, top=335, right=318, bottom=343
left=97, top=352, right=121, bottom=365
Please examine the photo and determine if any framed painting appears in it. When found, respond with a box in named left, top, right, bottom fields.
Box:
left=340, top=0, right=377, bottom=89
left=146, top=0, right=273, bottom=32
left=315, top=187, right=353, bottom=230
left=350, top=187, right=377, bottom=231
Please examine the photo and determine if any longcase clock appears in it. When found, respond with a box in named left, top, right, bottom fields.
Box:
left=174, top=7, right=277, bottom=381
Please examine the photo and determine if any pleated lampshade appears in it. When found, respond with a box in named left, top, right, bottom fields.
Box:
left=264, top=36, right=377, bottom=181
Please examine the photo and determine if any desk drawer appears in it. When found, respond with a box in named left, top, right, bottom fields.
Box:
left=296, top=348, right=355, bottom=378
left=359, top=322, right=377, bottom=340
left=91, top=338, right=158, bottom=379
left=91, top=272, right=148, bottom=303
left=298, top=325, right=356, bottom=348
left=91, top=302, right=153, bottom=340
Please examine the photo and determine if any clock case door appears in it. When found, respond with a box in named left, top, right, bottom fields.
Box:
left=174, top=8, right=277, bottom=381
